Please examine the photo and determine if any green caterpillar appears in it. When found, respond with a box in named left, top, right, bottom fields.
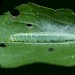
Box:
left=9, top=32, right=75, bottom=43
left=0, top=3, right=75, bottom=68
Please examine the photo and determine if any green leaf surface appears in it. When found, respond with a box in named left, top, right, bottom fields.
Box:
left=0, top=3, right=75, bottom=68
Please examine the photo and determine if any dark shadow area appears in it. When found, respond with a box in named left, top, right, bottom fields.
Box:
left=0, top=0, right=75, bottom=14
left=0, top=63, right=75, bottom=74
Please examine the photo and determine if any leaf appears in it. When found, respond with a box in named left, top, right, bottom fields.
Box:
left=0, top=3, right=75, bottom=68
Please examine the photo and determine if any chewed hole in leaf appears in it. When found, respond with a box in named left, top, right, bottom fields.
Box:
left=0, top=43, right=6, bottom=47
left=26, top=24, right=33, bottom=28
left=48, top=48, right=54, bottom=52
left=10, top=9, right=19, bottom=16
